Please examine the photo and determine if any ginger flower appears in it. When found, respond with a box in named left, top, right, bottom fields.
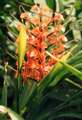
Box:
left=16, top=4, right=67, bottom=81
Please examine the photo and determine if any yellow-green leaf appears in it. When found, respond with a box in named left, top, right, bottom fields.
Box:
left=18, top=24, right=27, bottom=69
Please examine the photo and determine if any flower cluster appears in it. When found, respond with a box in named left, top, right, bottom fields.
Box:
left=16, top=4, right=67, bottom=81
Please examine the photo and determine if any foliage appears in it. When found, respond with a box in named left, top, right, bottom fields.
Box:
left=0, top=0, right=82, bottom=120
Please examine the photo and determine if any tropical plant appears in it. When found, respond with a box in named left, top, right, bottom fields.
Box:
left=0, top=0, right=82, bottom=120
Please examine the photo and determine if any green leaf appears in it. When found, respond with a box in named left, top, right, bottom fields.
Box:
left=65, top=78, right=82, bottom=89
left=19, top=81, right=37, bottom=114
left=68, top=50, right=82, bottom=65
left=49, top=47, right=82, bottom=87
left=75, top=0, right=82, bottom=10
left=68, top=39, right=82, bottom=55
left=45, top=0, right=56, bottom=10
left=36, top=91, right=82, bottom=120
left=0, top=75, right=8, bottom=106
left=23, top=0, right=34, bottom=5
left=60, top=61, right=82, bottom=80
left=38, top=45, right=78, bottom=93
left=50, top=63, right=82, bottom=87
left=55, top=112, right=82, bottom=119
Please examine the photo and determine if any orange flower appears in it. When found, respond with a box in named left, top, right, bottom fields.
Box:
left=20, top=12, right=28, bottom=19
left=16, top=6, right=67, bottom=81
left=31, top=5, right=41, bottom=15
left=54, top=13, right=64, bottom=21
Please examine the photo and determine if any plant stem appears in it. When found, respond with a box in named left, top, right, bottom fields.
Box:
left=16, top=72, right=21, bottom=113
left=55, top=0, right=59, bottom=12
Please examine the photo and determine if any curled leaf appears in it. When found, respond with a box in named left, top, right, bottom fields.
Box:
left=0, top=105, right=24, bottom=120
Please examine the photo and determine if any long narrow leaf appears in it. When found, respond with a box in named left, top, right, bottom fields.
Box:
left=65, top=78, right=82, bottom=89
left=0, top=75, right=8, bottom=106
left=60, top=61, right=82, bottom=80
left=55, top=112, right=82, bottom=119
left=19, top=81, right=37, bottom=114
